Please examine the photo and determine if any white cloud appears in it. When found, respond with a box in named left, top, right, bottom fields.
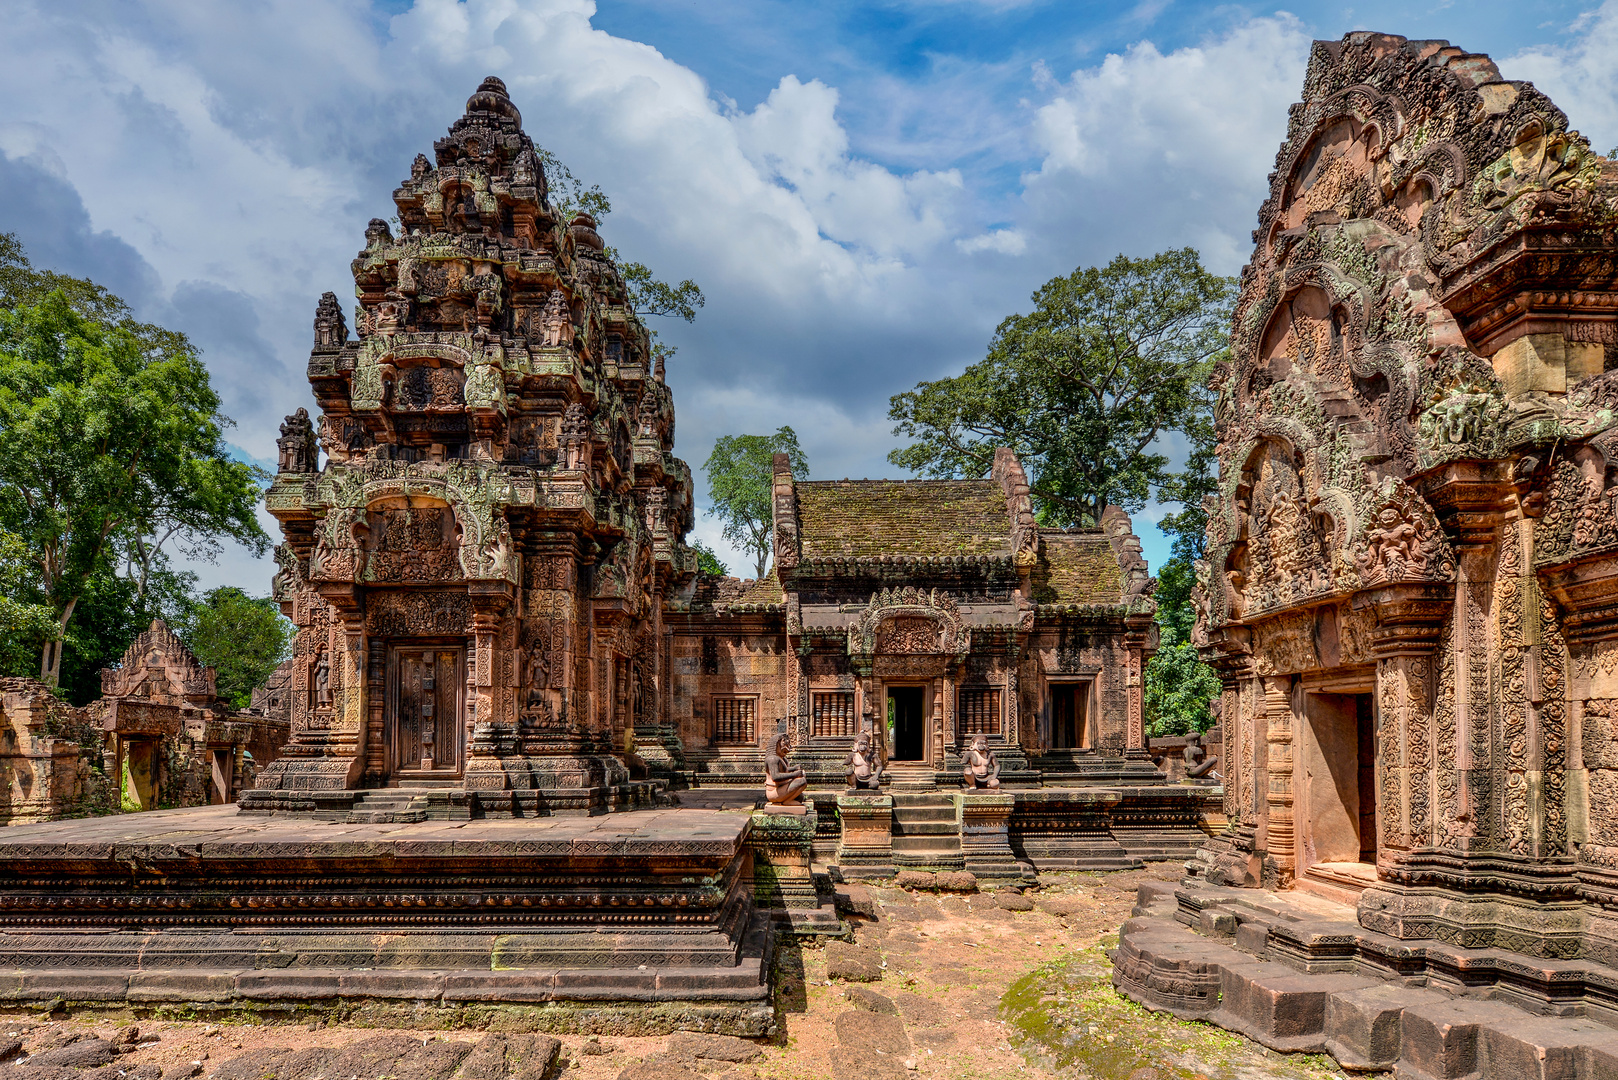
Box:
left=1504, top=2, right=1618, bottom=152
left=1021, top=14, right=1310, bottom=272
left=956, top=229, right=1027, bottom=255
left=734, top=75, right=967, bottom=261
left=0, top=0, right=1326, bottom=595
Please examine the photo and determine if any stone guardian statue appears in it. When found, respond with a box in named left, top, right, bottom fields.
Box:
left=961, top=735, right=1000, bottom=790
left=763, top=732, right=808, bottom=806
left=844, top=730, right=885, bottom=792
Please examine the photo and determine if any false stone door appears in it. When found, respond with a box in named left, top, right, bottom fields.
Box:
left=388, top=645, right=465, bottom=779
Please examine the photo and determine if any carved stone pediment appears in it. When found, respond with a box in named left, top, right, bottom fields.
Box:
left=849, top=586, right=969, bottom=658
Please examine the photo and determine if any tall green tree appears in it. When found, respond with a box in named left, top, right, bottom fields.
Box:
left=1153, top=378, right=1220, bottom=564
left=0, top=238, right=268, bottom=686
left=177, top=587, right=291, bottom=709
left=703, top=428, right=808, bottom=579
left=1143, top=555, right=1221, bottom=737
left=889, top=249, right=1236, bottom=526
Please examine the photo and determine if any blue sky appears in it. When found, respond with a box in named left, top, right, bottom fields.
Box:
left=1, top=0, right=1614, bottom=588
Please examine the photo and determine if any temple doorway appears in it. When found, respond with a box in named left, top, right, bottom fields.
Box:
left=888, top=686, right=927, bottom=762
left=1298, top=690, right=1377, bottom=898
left=387, top=645, right=466, bottom=781
left=1050, top=682, right=1088, bottom=749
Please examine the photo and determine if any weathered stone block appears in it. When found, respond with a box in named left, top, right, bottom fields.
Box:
left=1322, top=983, right=1444, bottom=1071
left=836, top=795, right=895, bottom=881
left=1397, top=998, right=1524, bottom=1080
left=826, top=942, right=883, bottom=982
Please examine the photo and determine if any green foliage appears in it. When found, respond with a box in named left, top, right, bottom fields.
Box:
left=0, top=234, right=268, bottom=686
left=619, top=261, right=705, bottom=324
left=1144, top=554, right=1220, bottom=737
left=534, top=148, right=613, bottom=223
left=888, top=249, right=1235, bottom=527
left=689, top=539, right=729, bottom=577
left=1152, top=557, right=1198, bottom=643
left=703, top=427, right=808, bottom=579
left=0, top=529, right=57, bottom=679
left=57, top=563, right=192, bottom=705
left=176, top=587, right=291, bottom=709
left=1153, top=362, right=1221, bottom=563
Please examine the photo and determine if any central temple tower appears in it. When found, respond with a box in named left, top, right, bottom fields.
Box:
left=252, top=77, right=694, bottom=814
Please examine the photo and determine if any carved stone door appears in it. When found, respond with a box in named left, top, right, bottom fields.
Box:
left=388, top=646, right=465, bottom=778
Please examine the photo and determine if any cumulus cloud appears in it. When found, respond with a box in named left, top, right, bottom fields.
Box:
left=1021, top=14, right=1310, bottom=272
left=1504, top=2, right=1618, bottom=152
left=0, top=0, right=1328, bottom=581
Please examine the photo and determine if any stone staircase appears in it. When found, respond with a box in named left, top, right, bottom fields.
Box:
left=346, top=785, right=470, bottom=823
left=890, top=792, right=963, bottom=870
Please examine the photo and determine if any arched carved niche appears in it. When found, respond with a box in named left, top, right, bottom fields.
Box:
left=1273, top=117, right=1378, bottom=238
left=1237, top=439, right=1334, bottom=615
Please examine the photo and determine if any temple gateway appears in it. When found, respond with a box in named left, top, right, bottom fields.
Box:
left=1117, top=32, right=1618, bottom=1074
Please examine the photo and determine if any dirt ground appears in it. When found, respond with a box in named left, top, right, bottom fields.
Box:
left=0, top=864, right=1355, bottom=1080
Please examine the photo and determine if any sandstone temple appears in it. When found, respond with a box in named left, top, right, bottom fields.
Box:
left=1115, top=32, right=1618, bottom=1075
left=248, top=76, right=1186, bottom=844
left=0, top=76, right=1214, bottom=1029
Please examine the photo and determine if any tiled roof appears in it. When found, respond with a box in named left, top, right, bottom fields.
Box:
left=1031, top=532, right=1125, bottom=604
left=795, top=480, right=1010, bottom=559
left=692, top=571, right=785, bottom=607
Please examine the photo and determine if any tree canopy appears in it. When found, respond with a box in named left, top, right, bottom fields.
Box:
left=703, top=428, right=808, bottom=579
left=0, top=235, right=268, bottom=689
left=1143, top=555, right=1221, bottom=736
left=888, top=249, right=1235, bottom=527
left=536, top=149, right=704, bottom=356
left=689, top=539, right=729, bottom=577
left=177, top=587, right=291, bottom=709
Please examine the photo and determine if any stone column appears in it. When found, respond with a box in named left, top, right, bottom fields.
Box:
left=1190, top=631, right=1261, bottom=887
left=835, top=794, right=895, bottom=880
left=1005, top=660, right=1019, bottom=745
left=1262, top=675, right=1297, bottom=888
left=931, top=677, right=945, bottom=766
left=957, top=791, right=1021, bottom=881
left=1360, top=584, right=1449, bottom=857
left=464, top=590, right=510, bottom=791
left=330, top=602, right=369, bottom=790
left=1127, top=644, right=1145, bottom=753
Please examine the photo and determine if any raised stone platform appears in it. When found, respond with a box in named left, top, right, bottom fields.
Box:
left=1114, top=880, right=1618, bottom=1076
left=0, top=805, right=773, bottom=1033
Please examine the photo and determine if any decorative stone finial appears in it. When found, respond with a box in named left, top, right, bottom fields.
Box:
left=464, top=76, right=521, bottom=124
left=569, top=213, right=604, bottom=251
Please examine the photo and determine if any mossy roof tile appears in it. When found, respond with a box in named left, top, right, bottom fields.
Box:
left=794, top=480, right=1010, bottom=558
left=692, top=570, right=785, bottom=607
left=1031, top=533, right=1125, bottom=605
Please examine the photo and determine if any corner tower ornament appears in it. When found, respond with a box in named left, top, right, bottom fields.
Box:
left=1122, top=32, right=1618, bottom=1053
left=252, top=75, right=694, bottom=814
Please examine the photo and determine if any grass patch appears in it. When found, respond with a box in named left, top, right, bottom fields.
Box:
left=999, top=949, right=1351, bottom=1080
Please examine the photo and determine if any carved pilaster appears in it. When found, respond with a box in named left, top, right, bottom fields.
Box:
left=1360, top=581, right=1450, bottom=856
left=1262, top=675, right=1296, bottom=888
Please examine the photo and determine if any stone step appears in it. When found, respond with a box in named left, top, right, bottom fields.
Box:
left=1114, top=887, right=1618, bottom=1078
left=890, top=793, right=953, bottom=808
left=892, top=821, right=956, bottom=836
left=892, top=809, right=956, bottom=825
left=891, top=836, right=960, bottom=854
